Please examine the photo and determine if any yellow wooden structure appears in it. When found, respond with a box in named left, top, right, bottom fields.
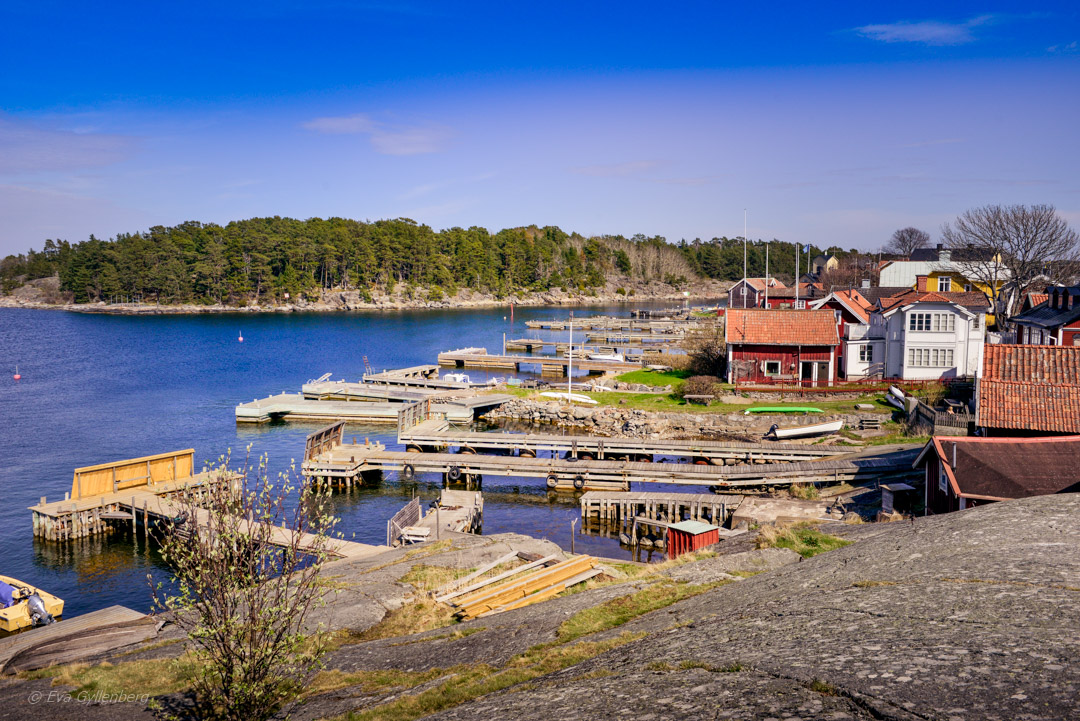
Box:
left=70, top=450, right=195, bottom=500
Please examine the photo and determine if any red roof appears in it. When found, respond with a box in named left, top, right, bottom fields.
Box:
left=879, top=289, right=990, bottom=313
left=1027, top=293, right=1049, bottom=308
left=978, top=345, right=1080, bottom=433
left=915, top=436, right=1080, bottom=500
left=737, top=277, right=786, bottom=292
left=815, top=289, right=872, bottom=323
left=725, top=309, right=839, bottom=346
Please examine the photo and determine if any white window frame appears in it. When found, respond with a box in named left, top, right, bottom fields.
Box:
left=795, top=299, right=806, bottom=310
left=938, top=461, right=948, bottom=493
left=907, top=347, right=955, bottom=367
left=859, top=344, right=873, bottom=362
left=937, top=276, right=951, bottom=292
left=764, top=361, right=781, bottom=376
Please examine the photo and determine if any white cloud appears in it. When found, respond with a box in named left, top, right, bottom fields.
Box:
left=1047, top=40, right=1078, bottom=53
left=571, top=160, right=662, bottom=177
left=0, top=116, right=135, bottom=175
left=301, top=113, right=451, bottom=155
left=854, top=15, right=993, bottom=46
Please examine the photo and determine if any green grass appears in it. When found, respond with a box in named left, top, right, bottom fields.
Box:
left=556, top=581, right=725, bottom=644
left=755, top=523, right=852, bottom=558
left=584, top=391, right=893, bottom=415
left=613, top=369, right=692, bottom=388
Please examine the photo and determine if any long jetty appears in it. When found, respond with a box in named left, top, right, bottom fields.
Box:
left=525, top=317, right=701, bottom=332
left=504, top=338, right=679, bottom=353
left=29, top=449, right=386, bottom=561
left=437, top=347, right=640, bottom=375
left=398, top=417, right=841, bottom=464
left=235, top=392, right=512, bottom=424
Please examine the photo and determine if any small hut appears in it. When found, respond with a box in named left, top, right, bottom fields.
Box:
left=667, top=520, right=720, bottom=559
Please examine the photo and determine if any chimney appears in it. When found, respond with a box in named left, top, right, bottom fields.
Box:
left=936, top=243, right=943, bottom=251
left=916, top=275, right=928, bottom=292
left=861, top=279, right=871, bottom=289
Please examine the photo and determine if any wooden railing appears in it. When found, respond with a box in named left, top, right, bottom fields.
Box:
left=908, top=400, right=973, bottom=435
left=71, top=450, right=195, bottom=500
left=304, top=421, right=346, bottom=461
left=387, top=497, right=421, bottom=546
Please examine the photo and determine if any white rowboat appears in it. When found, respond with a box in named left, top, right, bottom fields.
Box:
left=539, top=391, right=598, bottom=405
left=765, top=419, right=843, bottom=440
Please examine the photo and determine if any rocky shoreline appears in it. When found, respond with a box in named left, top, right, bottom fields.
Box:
left=483, top=397, right=886, bottom=439
left=0, top=278, right=730, bottom=315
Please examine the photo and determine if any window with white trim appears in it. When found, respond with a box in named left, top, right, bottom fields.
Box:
left=764, top=361, right=781, bottom=376
left=938, top=461, right=947, bottom=493
left=909, top=312, right=955, bottom=332
left=963, top=283, right=972, bottom=292
left=907, top=347, right=955, bottom=367
left=973, top=314, right=980, bottom=330
left=859, top=344, right=873, bottom=362
left=795, top=299, right=806, bottom=310
left=937, top=276, right=952, bottom=292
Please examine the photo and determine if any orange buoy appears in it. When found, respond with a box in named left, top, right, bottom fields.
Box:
left=238, top=331, right=244, bottom=343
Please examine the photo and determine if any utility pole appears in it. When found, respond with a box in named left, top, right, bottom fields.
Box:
left=765, top=241, right=770, bottom=307
left=795, top=242, right=800, bottom=307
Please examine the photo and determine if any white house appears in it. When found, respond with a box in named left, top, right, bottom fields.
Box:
left=842, top=289, right=989, bottom=380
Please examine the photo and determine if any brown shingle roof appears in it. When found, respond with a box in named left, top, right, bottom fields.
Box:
left=879, top=289, right=990, bottom=313
left=725, top=309, right=839, bottom=346
left=978, top=345, right=1080, bottom=433
left=917, top=436, right=1080, bottom=499
left=740, top=277, right=786, bottom=292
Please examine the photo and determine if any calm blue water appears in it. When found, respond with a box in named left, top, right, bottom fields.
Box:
left=0, top=302, right=691, bottom=617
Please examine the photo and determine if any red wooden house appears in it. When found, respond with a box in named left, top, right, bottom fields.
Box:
left=914, top=435, right=1080, bottom=515
left=724, top=309, right=840, bottom=386
left=667, top=520, right=720, bottom=559
left=727, top=278, right=785, bottom=309
left=1011, top=285, right=1080, bottom=346
left=758, top=283, right=825, bottom=309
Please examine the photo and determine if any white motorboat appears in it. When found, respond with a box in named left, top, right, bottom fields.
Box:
left=443, top=372, right=472, bottom=384
left=587, top=352, right=625, bottom=362
left=539, top=391, right=598, bottom=405
left=764, top=419, right=844, bottom=440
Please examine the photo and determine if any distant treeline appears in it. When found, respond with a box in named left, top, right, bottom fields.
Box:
left=677, top=238, right=855, bottom=282
left=0, top=217, right=697, bottom=304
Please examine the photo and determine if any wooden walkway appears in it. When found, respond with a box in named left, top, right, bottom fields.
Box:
left=397, top=421, right=843, bottom=463
left=363, top=365, right=475, bottom=390
left=437, top=349, right=641, bottom=375
left=302, top=445, right=922, bottom=492
left=504, top=338, right=675, bottom=354
left=301, top=381, right=441, bottom=403
left=525, top=317, right=702, bottom=331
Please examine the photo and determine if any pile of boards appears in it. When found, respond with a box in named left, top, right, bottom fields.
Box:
left=435, top=552, right=601, bottom=620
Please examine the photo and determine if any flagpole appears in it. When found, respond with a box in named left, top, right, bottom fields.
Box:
left=567, top=311, right=573, bottom=399
left=765, top=241, right=770, bottom=307
left=795, top=242, right=800, bottom=307
left=743, top=209, right=747, bottom=288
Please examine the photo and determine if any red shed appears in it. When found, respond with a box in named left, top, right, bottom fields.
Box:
left=725, top=309, right=841, bottom=386
left=667, top=520, right=720, bottom=559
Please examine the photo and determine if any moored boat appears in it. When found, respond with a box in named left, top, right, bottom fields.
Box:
left=0, top=576, right=63, bottom=632
left=764, top=419, right=844, bottom=440
left=539, top=391, right=599, bottom=405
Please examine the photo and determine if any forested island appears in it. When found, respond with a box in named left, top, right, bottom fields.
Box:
left=0, top=216, right=845, bottom=309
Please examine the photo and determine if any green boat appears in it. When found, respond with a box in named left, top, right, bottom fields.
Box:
left=744, top=406, right=823, bottom=415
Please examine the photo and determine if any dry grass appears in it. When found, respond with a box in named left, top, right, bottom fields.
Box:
left=852, top=580, right=899, bottom=588
left=755, top=523, right=852, bottom=558
left=356, top=598, right=459, bottom=642
left=306, top=667, right=454, bottom=697
left=788, top=482, right=820, bottom=500
left=399, top=564, right=474, bottom=595
left=21, top=654, right=203, bottom=697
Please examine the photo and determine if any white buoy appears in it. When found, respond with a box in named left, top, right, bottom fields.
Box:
left=238, top=331, right=244, bottom=343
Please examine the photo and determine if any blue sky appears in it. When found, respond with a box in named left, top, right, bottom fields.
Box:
left=1, top=1, right=1078, bottom=255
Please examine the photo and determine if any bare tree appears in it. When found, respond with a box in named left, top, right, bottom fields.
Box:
left=942, top=204, right=1080, bottom=324
left=886, top=227, right=930, bottom=257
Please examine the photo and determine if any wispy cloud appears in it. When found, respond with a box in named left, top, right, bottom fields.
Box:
left=302, top=113, right=452, bottom=155
left=0, top=116, right=135, bottom=175
left=571, top=160, right=662, bottom=178
left=853, top=15, right=994, bottom=46
left=397, top=172, right=497, bottom=201
left=1047, top=40, right=1078, bottom=53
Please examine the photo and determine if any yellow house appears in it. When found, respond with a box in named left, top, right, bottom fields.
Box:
left=920, top=271, right=1003, bottom=326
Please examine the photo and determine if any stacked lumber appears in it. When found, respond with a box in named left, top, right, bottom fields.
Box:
left=441, top=555, right=600, bottom=619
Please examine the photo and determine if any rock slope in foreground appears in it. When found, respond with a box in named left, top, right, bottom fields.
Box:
left=433, top=494, right=1080, bottom=721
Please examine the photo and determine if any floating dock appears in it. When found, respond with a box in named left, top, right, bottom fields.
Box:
left=525, top=317, right=702, bottom=332
left=580, top=490, right=741, bottom=530
left=398, top=418, right=842, bottom=464
left=387, top=490, right=483, bottom=545
left=363, top=365, right=480, bottom=390
left=504, top=338, right=677, bottom=354
left=234, top=392, right=512, bottom=424
left=437, top=348, right=640, bottom=375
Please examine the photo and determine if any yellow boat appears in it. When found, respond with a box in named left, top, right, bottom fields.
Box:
left=0, top=575, right=64, bottom=632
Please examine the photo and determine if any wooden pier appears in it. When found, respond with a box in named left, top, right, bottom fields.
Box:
left=437, top=347, right=641, bottom=375
left=303, top=436, right=922, bottom=492
left=398, top=417, right=842, bottom=464
left=301, top=380, right=441, bottom=403
left=580, top=490, right=742, bottom=530
left=235, top=392, right=511, bottom=424
left=504, top=338, right=677, bottom=354
left=525, top=316, right=702, bottom=332
left=363, top=365, right=478, bottom=390
left=30, top=450, right=386, bottom=561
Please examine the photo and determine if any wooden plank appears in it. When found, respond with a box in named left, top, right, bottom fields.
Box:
left=454, top=557, right=595, bottom=614
left=434, top=551, right=520, bottom=598
left=476, top=583, right=566, bottom=618
left=439, top=555, right=558, bottom=604
left=3, top=617, right=160, bottom=675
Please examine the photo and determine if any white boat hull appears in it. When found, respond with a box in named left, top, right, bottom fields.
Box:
left=766, top=419, right=843, bottom=439
left=539, top=391, right=598, bottom=405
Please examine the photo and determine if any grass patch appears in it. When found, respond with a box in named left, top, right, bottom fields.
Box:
left=788, top=482, right=820, bottom=500
left=356, top=598, right=459, bottom=642
left=399, top=564, right=474, bottom=595
left=21, top=654, right=203, bottom=697
left=387, top=627, right=484, bottom=647
left=809, top=679, right=839, bottom=696
left=556, top=580, right=725, bottom=644
left=614, top=369, right=691, bottom=389
left=339, top=633, right=645, bottom=721
left=755, top=523, right=852, bottom=559
left=306, top=667, right=453, bottom=696
left=852, top=580, right=898, bottom=588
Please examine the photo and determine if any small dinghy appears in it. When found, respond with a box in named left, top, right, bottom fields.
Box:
left=539, top=391, right=598, bottom=405
left=587, top=352, right=625, bottom=362
left=0, top=576, right=63, bottom=632
left=443, top=372, right=472, bottom=384
left=765, top=419, right=844, bottom=440
left=885, top=386, right=906, bottom=410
